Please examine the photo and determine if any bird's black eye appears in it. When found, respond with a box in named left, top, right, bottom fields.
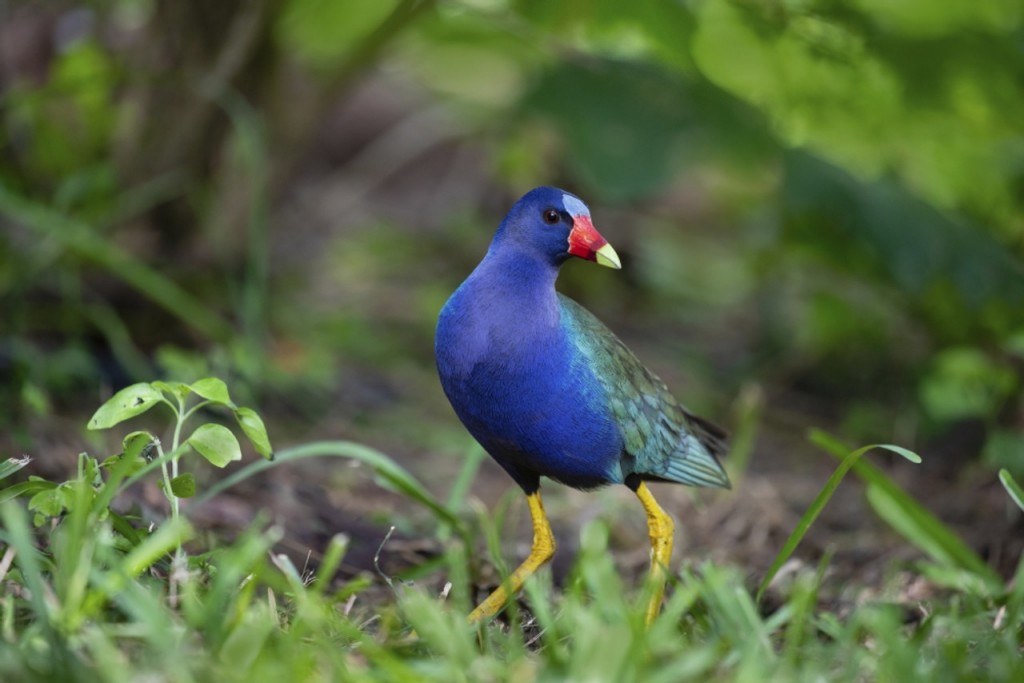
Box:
left=542, top=209, right=560, bottom=225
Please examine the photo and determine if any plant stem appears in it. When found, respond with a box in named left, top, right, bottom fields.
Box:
left=181, top=400, right=212, bottom=424
left=167, top=395, right=190, bottom=522
left=156, top=440, right=179, bottom=521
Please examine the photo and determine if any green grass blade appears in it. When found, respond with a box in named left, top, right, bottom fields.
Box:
left=100, top=573, right=181, bottom=653
left=310, top=533, right=349, bottom=597
left=95, top=432, right=156, bottom=514
left=756, top=431, right=922, bottom=602
left=1006, top=553, right=1024, bottom=626
left=0, top=479, right=56, bottom=505
left=445, top=442, right=486, bottom=512
left=999, top=469, right=1024, bottom=512
left=699, top=563, right=774, bottom=660
left=201, top=526, right=281, bottom=643
left=0, top=457, right=31, bottom=481
left=216, top=602, right=277, bottom=674
left=811, top=430, right=1001, bottom=591
left=122, top=517, right=193, bottom=577
left=0, top=501, right=53, bottom=626
left=190, top=440, right=460, bottom=530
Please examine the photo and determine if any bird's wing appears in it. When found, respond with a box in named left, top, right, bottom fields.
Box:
left=558, top=294, right=730, bottom=489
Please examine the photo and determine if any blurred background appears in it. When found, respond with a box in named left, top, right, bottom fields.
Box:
left=1, top=0, right=1022, bottom=592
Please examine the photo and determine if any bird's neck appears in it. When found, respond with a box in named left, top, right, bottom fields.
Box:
left=472, top=247, right=561, bottom=326
left=436, top=244, right=568, bottom=390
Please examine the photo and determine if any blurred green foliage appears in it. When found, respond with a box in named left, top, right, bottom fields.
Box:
left=0, top=0, right=1021, bottom=472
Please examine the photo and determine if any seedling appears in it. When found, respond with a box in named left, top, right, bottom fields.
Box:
left=87, top=377, right=273, bottom=521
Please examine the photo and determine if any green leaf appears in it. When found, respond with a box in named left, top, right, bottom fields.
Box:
left=28, top=486, right=69, bottom=518
left=187, top=424, right=242, bottom=468
left=278, top=0, right=400, bottom=67
left=151, top=381, right=190, bottom=401
left=122, top=431, right=156, bottom=457
left=189, top=377, right=234, bottom=407
left=102, top=431, right=155, bottom=475
left=234, top=407, right=273, bottom=459
left=999, top=469, right=1024, bottom=513
left=94, top=429, right=161, bottom=516
left=169, top=473, right=197, bottom=498
left=88, top=383, right=165, bottom=430
left=100, top=455, right=146, bottom=478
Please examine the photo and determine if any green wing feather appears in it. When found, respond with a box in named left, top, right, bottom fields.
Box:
left=559, top=294, right=731, bottom=489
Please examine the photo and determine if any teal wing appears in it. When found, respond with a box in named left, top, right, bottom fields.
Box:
left=558, top=294, right=731, bottom=489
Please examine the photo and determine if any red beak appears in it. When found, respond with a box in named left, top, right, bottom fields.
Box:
left=567, top=215, right=621, bottom=269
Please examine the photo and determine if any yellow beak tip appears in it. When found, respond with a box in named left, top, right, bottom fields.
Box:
left=595, top=243, right=622, bottom=269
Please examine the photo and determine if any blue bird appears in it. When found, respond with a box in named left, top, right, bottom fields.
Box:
left=435, top=187, right=730, bottom=624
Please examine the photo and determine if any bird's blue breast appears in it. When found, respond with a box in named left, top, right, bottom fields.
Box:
left=436, top=284, right=625, bottom=489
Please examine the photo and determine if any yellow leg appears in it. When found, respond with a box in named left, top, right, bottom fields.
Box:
left=468, top=490, right=556, bottom=624
left=634, top=481, right=674, bottom=625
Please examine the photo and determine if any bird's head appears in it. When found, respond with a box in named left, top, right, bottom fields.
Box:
left=494, top=187, right=621, bottom=270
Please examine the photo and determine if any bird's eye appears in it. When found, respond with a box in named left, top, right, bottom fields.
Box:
left=542, top=209, right=560, bottom=225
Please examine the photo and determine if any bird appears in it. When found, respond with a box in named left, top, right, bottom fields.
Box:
left=435, top=186, right=731, bottom=625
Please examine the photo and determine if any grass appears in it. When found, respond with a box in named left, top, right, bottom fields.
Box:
left=0, top=383, right=1022, bottom=682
